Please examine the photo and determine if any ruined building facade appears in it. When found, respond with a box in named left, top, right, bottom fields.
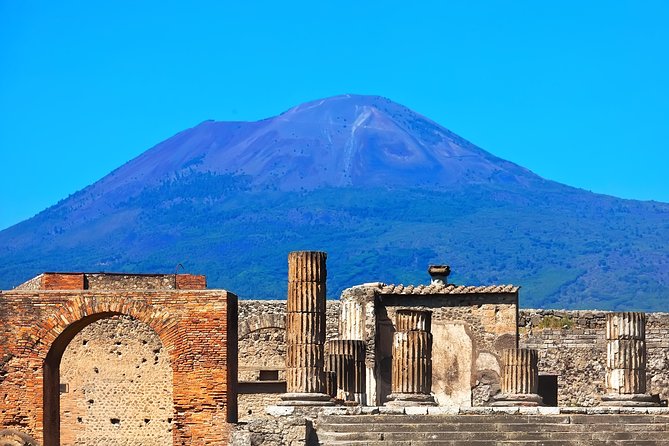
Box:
left=237, top=303, right=669, bottom=420
left=1, top=259, right=669, bottom=445
left=0, top=273, right=238, bottom=446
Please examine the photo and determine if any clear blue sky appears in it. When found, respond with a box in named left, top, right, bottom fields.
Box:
left=1, top=1, right=668, bottom=230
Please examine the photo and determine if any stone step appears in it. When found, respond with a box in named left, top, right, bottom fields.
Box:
left=318, top=430, right=669, bottom=442
left=321, top=442, right=668, bottom=446
left=319, top=414, right=669, bottom=425
left=319, top=421, right=669, bottom=433
left=315, top=414, right=669, bottom=445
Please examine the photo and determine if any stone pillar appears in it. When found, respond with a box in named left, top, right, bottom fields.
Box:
left=601, top=312, right=658, bottom=406
left=492, top=348, right=543, bottom=406
left=339, top=285, right=379, bottom=404
left=326, top=352, right=354, bottom=402
left=325, top=370, right=337, bottom=399
left=386, top=310, right=436, bottom=406
left=326, top=340, right=366, bottom=404
left=281, top=251, right=332, bottom=405
left=339, top=298, right=366, bottom=340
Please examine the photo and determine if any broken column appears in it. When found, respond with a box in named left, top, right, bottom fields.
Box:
left=281, top=251, right=332, bottom=405
left=338, top=284, right=378, bottom=404
left=386, top=309, right=436, bottom=406
left=601, top=312, right=658, bottom=406
left=493, top=348, right=543, bottom=406
left=326, top=339, right=366, bottom=404
left=325, top=348, right=354, bottom=402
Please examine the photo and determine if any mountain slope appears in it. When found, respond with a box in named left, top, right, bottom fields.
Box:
left=1, top=95, right=667, bottom=311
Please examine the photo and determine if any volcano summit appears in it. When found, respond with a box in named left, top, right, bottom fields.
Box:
left=1, top=95, right=667, bottom=310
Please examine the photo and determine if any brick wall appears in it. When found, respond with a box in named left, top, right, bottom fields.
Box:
left=43, top=273, right=84, bottom=290
left=0, top=276, right=237, bottom=446
left=60, top=316, right=173, bottom=445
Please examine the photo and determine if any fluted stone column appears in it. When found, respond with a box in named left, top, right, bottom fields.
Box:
left=492, top=348, right=543, bottom=406
left=339, top=299, right=366, bottom=340
left=601, top=312, right=658, bottom=406
left=326, top=339, right=366, bottom=404
left=338, top=286, right=377, bottom=405
left=325, top=370, right=337, bottom=399
left=281, top=251, right=333, bottom=405
left=386, top=310, right=436, bottom=406
left=326, top=352, right=354, bottom=402
left=395, top=309, right=431, bottom=332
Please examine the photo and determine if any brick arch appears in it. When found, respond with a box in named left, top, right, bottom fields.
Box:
left=0, top=286, right=237, bottom=446
left=31, top=295, right=178, bottom=362
left=238, top=313, right=285, bottom=340
left=37, top=297, right=180, bottom=446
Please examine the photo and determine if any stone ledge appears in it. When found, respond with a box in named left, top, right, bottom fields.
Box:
left=265, top=405, right=669, bottom=417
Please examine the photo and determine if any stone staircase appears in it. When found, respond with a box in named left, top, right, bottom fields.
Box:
left=315, top=413, right=669, bottom=445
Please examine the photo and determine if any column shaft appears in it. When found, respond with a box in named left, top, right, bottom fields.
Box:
left=395, top=309, right=431, bottom=332
left=500, top=348, right=539, bottom=395
left=339, top=299, right=365, bottom=340
left=605, top=312, right=647, bottom=395
left=282, top=251, right=331, bottom=404
left=492, top=348, right=543, bottom=406
left=386, top=310, right=435, bottom=406
left=326, top=353, right=354, bottom=401
left=391, top=330, right=432, bottom=394
left=327, top=340, right=366, bottom=394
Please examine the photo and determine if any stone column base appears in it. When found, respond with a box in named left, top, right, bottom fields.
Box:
left=385, top=393, right=437, bottom=407
left=491, top=393, right=543, bottom=406
left=353, top=392, right=367, bottom=406
left=280, top=392, right=335, bottom=406
left=600, top=393, right=660, bottom=407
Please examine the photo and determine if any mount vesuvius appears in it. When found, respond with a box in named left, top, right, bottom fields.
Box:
left=1, top=95, right=667, bottom=311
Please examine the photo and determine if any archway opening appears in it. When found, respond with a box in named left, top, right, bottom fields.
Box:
left=44, top=313, right=173, bottom=446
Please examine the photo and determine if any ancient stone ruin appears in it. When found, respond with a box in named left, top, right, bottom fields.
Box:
left=1, top=255, right=669, bottom=445
left=492, top=348, right=542, bottom=406
left=282, top=251, right=331, bottom=406
left=0, top=273, right=238, bottom=446
left=233, top=257, right=669, bottom=445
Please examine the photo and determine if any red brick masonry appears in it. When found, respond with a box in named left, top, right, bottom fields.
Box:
left=0, top=273, right=237, bottom=446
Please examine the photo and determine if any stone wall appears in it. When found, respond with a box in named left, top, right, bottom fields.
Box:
left=237, top=301, right=669, bottom=412
left=374, top=293, right=517, bottom=407
left=519, top=309, right=669, bottom=406
left=60, top=316, right=173, bottom=446
left=237, top=297, right=516, bottom=409
left=231, top=410, right=314, bottom=446
left=237, top=301, right=339, bottom=420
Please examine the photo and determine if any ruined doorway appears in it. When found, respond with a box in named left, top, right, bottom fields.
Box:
left=538, top=374, right=558, bottom=406
left=44, top=313, right=173, bottom=446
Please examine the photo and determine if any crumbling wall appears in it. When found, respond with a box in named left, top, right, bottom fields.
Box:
left=238, top=297, right=516, bottom=408
left=237, top=301, right=669, bottom=411
left=519, top=309, right=669, bottom=406
left=60, top=316, right=173, bottom=446
left=237, top=301, right=338, bottom=419
left=377, top=293, right=517, bottom=407
left=12, top=272, right=207, bottom=292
